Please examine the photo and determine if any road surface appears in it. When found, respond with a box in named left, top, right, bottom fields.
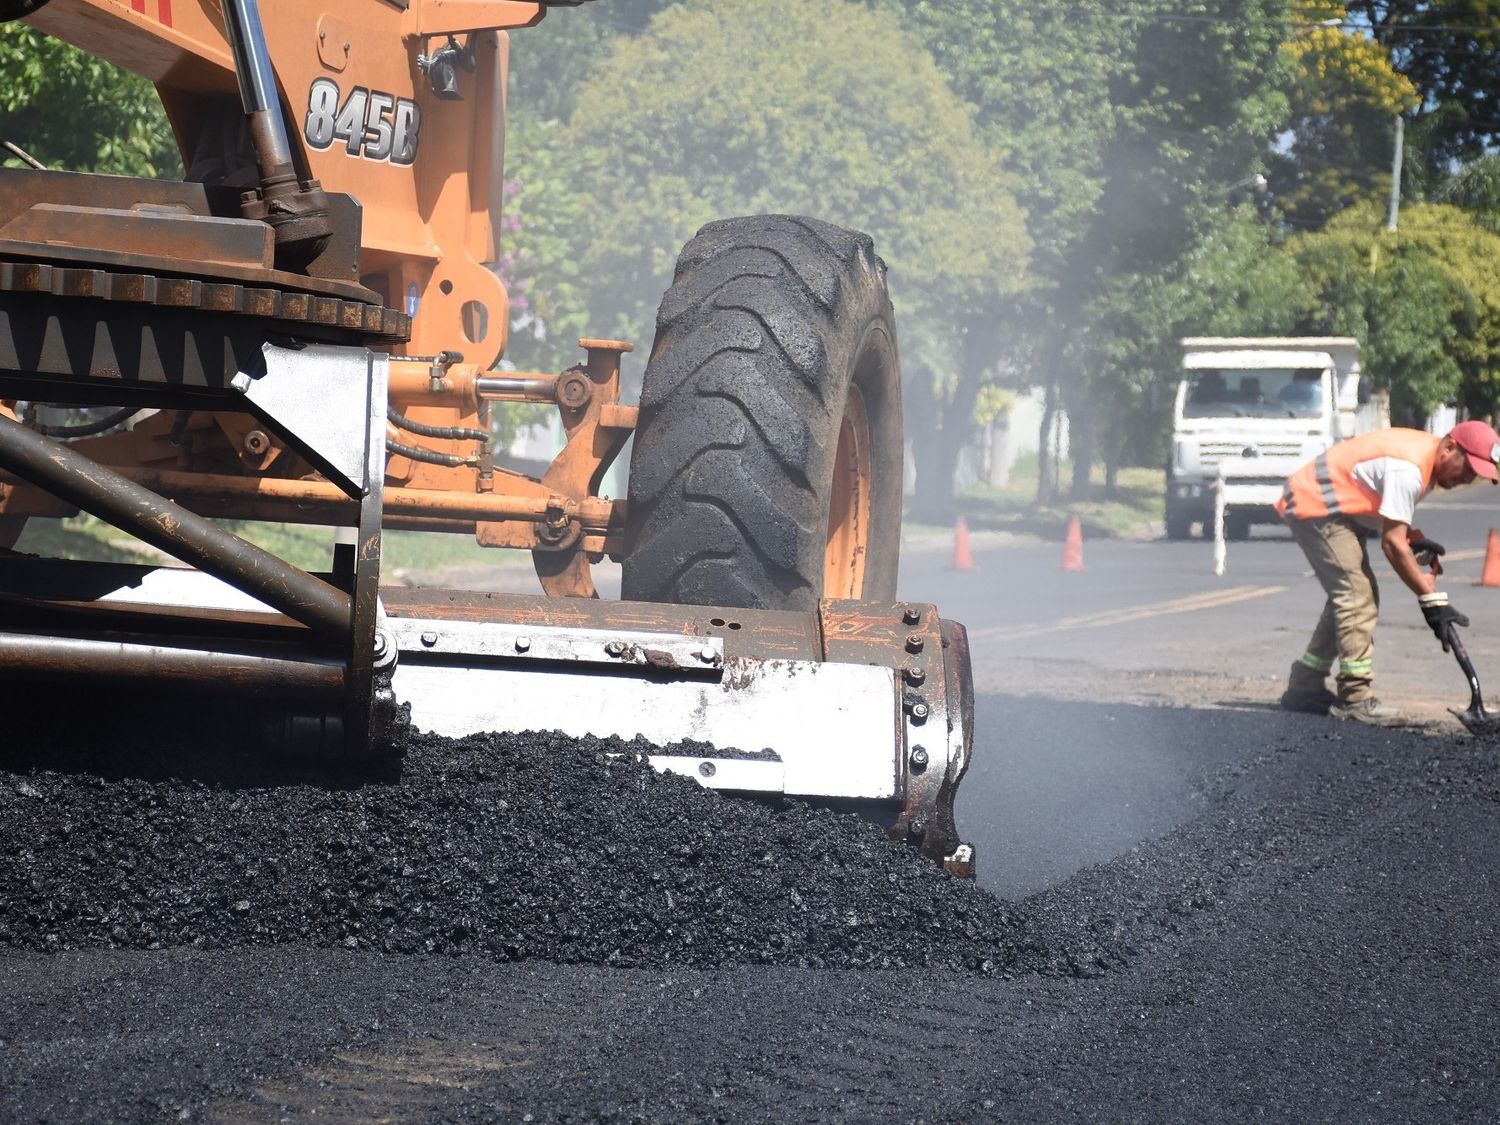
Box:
left=4, top=486, right=1500, bottom=1121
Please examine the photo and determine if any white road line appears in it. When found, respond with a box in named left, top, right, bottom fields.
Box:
left=970, top=584, right=1289, bottom=642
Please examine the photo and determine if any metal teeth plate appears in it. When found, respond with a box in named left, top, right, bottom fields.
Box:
left=0, top=260, right=410, bottom=342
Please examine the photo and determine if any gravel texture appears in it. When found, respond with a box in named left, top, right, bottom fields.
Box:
left=0, top=727, right=1044, bottom=975
left=4, top=702, right=1500, bottom=1122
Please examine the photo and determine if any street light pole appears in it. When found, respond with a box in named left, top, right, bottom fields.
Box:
left=1386, top=115, right=1404, bottom=232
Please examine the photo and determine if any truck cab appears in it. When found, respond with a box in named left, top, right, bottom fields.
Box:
left=1166, top=337, right=1377, bottom=540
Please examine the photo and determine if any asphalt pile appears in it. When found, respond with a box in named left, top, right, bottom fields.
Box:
left=0, top=728, right=1053, bottom=975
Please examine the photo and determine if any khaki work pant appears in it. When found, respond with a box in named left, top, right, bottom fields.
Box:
left=1286, top=515, right=1380, bottom=704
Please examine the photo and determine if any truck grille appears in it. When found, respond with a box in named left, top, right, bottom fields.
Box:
left=1222, top=475, right=1287, bottom=488
left=1200, top=440, right=1304, bottom=463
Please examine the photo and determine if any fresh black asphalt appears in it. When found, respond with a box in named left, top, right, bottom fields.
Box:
left=3, top=697, right=1498, bottom=1122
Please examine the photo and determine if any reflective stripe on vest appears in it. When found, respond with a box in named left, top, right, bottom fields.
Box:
left=1276, top=428, right=1440, bottom=521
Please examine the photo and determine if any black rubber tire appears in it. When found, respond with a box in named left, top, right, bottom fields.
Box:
left=0, top=0, right=50, bottom=21
left=1226, top=512, right=1252, bottom=541
left=1164, top=506, right=1193, bottom=541
left=621, top=215, right=903, bottom=611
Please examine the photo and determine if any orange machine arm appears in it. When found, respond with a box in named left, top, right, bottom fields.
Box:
left=23, top=0, right=572, bottom=366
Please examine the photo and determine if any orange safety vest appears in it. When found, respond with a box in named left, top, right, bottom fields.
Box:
left=1277, top=428, right=1439, bottom=521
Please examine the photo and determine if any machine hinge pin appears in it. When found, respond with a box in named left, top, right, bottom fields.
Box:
left=514, top=636, right=531, bottom=653
left=420, top=631, right=438, bottom=647
left=605, top=641, right=626, bottom=657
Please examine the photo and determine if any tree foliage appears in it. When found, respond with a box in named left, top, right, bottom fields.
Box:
left=564, top=0, right=1029, bottom=341
left=496, top=113, right=592, bottom=375
left=889, top=0, right=1128, bottom=279
left=0, top=24, right=179, bottom=177
left=1052, top=0, right=1293, bottom=497
left=1435, top=153, right=1500, bottom=238
left=1270, top=3, right=1417, bottom=228
left=1282, top=202, right=1500, bottom=421
left=1382, top=203, right=1500, bottom=416
left=554, top=0, right=1036, bottom=520
left=1072, top=208, right=1312, bottom=476
left=1351, top=0, right=1500, bottom=173
left=508, top=1, right=674, bottom=121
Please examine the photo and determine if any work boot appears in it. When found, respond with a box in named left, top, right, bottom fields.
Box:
left=1279, top=684, right=1337, bottom=715
left=1328, top=698, right=1409, bottom=728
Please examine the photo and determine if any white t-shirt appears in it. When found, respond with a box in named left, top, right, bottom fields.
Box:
left=1348, top=455, right=1429, bottom=528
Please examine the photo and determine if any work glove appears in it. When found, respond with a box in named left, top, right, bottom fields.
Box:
left=1408, top=529, right=1446, bottom=575
left=1419, top=591, right=1469, bottom=652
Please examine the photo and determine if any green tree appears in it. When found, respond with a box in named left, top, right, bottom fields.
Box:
left=1348, top=1, right=1500, bottom=175
left=1096, top=207, right=1315, bottom=480
left=1282, top=202, right=1500, bottom=422
left=889, top=0, right=1126, bottom=280
left=497, top=113, right=592, bottom=375
left=885, top=0, right=1136, bottom=502
left=892, top=1, right=1294, bottom=501
left=1435, top=154, right=1500, bottom=238
left=1271, top=2, right=1418, bottom=228
left=0, top=24, right=179, bottom=177
left=560, top=0, right=1032, bottom=519
left=1382, top=202, right=1500, bottom=416
left=1053, top=0, right=1292, bottom=499
left=508, top=1, right=676, bottom=121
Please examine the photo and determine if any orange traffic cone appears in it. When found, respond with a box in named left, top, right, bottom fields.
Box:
left=1061, top=515, right=1084, bottom=572
left=951, top=515, right=975, bottom=571
left=1477, top=528, right=1500, bottom=587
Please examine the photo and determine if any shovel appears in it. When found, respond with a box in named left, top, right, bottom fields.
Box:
left=1443, top=622, right=1500, bottom=734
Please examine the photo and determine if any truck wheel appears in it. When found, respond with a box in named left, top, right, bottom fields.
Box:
left=1225, top=512, right=1252, bottom=541
left=1165, top=507, right=1193, bottom=541
left=622, top=215, right=903, bottom=610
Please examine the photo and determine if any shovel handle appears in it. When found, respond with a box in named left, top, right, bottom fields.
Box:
left=1445, top=622, right=1486, bottom=713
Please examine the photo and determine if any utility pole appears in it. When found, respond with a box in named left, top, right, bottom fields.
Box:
left=1386, top=115, right=1404, bottom=232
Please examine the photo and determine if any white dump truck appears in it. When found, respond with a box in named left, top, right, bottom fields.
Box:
left=1166, top=337, right=1382, bottom=540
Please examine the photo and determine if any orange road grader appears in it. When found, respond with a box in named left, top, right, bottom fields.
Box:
left=0, top=0, right=973, bottom=872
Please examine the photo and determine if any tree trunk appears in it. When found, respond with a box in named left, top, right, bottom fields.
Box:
left=912, top=438, right=964, bottom=524
left=985, top=411, right=1011, bottom=488
left=905, top=318, right=992, bottom=522
left=1037, top=377, right=1058, bottom=505
left=1104, top=386, right=1124, bottom=498
left=905, top=366, right=958, bottom=524
left=1067, top=382, right=1094, bottom=501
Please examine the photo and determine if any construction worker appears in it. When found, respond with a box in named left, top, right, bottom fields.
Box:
left=1277, top=420, right=1500, bottom=726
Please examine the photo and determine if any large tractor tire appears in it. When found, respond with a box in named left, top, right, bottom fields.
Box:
left=621, top=215, right=903, bottom=611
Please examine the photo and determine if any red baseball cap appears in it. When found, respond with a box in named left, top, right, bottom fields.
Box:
left=1448, top=419, right=1500, bottom=482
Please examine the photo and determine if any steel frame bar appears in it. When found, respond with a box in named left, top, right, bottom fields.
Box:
left=0, top=413, right=351, bottom=637
left=5, top=466, right=625, bottom=531
left=0, top=630, right=344, bottom=698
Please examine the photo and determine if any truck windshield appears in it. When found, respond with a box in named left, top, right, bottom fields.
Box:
left=1183, top=367, right=1325, bottom=419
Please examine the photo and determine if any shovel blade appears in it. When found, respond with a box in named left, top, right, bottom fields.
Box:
left=1450, top=706, right=1500, bottom=735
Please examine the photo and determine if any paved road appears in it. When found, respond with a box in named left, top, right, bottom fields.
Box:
left=901, top=483, right=1500, bottom=723
left=900, top=483, right=1500, bottom=899
left=4, top=487, right=1500, bottom=1121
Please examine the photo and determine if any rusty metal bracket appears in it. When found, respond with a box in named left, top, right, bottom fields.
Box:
left=524, top=339, right=634, bottom=597
left=821, top=600, right=975, bottom=874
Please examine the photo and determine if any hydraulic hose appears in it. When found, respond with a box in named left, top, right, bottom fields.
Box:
left=386, top=407, right=488, bottom=443
left=27, top=406, right=141, bottom=440
left=387, top=437, right=474, bottom=469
